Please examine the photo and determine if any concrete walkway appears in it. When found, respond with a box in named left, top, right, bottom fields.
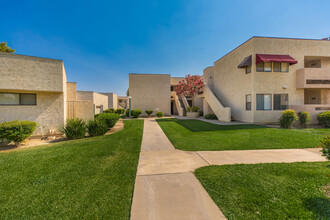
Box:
left=130, top=118, right=326, bottom=220
left=131, top=118, right=226, bottom=220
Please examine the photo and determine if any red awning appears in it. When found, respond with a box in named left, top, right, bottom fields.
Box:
left=256, top=54, right=298, bottom=65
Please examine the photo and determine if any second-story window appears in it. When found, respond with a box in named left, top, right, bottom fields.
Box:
left=257, top=62, right=289, bottom=72
left=245, top=65, right=251, bottom=74
left=264, top=62, right=272, bottom=72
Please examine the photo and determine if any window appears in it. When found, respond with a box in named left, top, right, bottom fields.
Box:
left=273, top=63, right=281, bottom=72
left=256, top=94, right=272, bottom=110
left=256, top=62, right=264, bottom=72
left=21, top=94, right=36, bottom=105
left=273, top=94, right=288, bottom=110
left=171, top=86, right=174, bottom=91
left=0, top=93, right=36, bottom=105
left=281, top=63, right=289, bottom=72
left=256, top=62, right=289, bottom=72
left=264, top=62, right=272, bottom=72
left=0, top=93, right=19, bottom=105
left=246, top=94, right=251, bottom=110
left=245, top=65, right=251, bottom=74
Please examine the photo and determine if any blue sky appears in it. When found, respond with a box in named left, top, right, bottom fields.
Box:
left=2, top=0, right=330, bottom=95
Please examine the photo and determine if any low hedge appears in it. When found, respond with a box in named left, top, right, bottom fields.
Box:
left=62, top=118, right=86, bottom=140
left=156, top=111, right=163, bottom=117
left=317, top=111, right=330, bottom=128
left=97, top=113, right=120, bottom=128
left=0, top=120, right=37, bottom=145
left=86, top=119, right=108, bottom=136
left=103, top=108, right=115, bottom=113
left=131, top=109, right=142, bottom=118
left=279, top=109, right=297, bottom=128
left=204, top=113, right=217, bottom=120
left=115, top=109, right=125, bottom=114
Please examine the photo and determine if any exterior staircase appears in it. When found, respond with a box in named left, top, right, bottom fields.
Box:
left=172, top=92, right=184, bottom=116
left=202, top=84, right=231, bottom=122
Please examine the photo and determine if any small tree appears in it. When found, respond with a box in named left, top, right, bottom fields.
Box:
left=297, top=111, right=311, bottom=128
left=145, top=110, right=153, bottom=117
left=175, top=75, right=204, bottom=107
left=0, top=42, right=15, bottom=53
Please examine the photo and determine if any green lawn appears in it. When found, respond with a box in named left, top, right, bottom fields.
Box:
left=0, top=120, right=143, bottom=219
left=195, top=162, right=330, bottom=219
left=157, top=118, right=330, bottom=151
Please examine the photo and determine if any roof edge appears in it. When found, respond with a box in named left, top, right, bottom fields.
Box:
left=213, top=36, right=330, bottom=65
left=0, top=52, right=63, bottom=62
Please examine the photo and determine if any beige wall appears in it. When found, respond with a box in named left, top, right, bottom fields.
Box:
left=0, top=91, right=65, bottom=134
left=76, top=91, right=108, bottom=114
left=102, top=93, right=118, bottom=109
left=129, top=74, right=171, bottom=115
left=170, top=77, right=185, bottom=85
left=0, top=52, right=65, bottom=92
left=67, top=100, right=94, bottom=121
left=66, top=82, right=77, bottom=101
left=209, top=38, right=254, bottom=123
left=205, top=37, right=330, bottom=123
left=66, top=83, right=94, bottom=121
left=0, top=53, right=67, bottom=134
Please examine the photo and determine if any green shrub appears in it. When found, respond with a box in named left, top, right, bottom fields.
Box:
left=186, top=106, right=192, bottom=112
left=0, top=120, right=37, bottom=145
left=115, top=109, right=125, bottom=114
left=86, top=119, right=108, bottom=137
left=317, top=111, right=330, bottom=128
left=125, top=109, right=130, bottom=117
left=62, top=118, right=86, bottom=140
left=204, top=113, right=217, bottom=120
left=97, top=113, right=120, bottom=129
left=131, top=109, right=142, bottom=118
left=279, top=109, right=297, bottom=128
left=145, top=110, right=153, bottom=116
left=297, top=111, right=311, bottom=128
left=94, top=113, right=101, bottom=119
left=192, top=106, right=199, bottom=112
left=156, top=111, right=164, bottom=117
left=104, top=108, right=115, bottom=113
left=319, top=134, right=330, bottom=160
left=199, top=110, right=203, bottom=116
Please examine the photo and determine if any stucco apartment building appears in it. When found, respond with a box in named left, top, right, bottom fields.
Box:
left=0, top=52, right=114, bottom=135
left=130, top=37, right=330, bottom=124
left=129, top=74, right=203, bottom=116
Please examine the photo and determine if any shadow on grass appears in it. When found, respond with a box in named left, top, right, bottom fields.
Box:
left=157, top=118, right=268, bottom=132
left=304, top=197, right=330, bottom=219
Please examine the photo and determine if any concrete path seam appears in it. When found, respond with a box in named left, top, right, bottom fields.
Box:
left=195, top=151, right=211, bottom=166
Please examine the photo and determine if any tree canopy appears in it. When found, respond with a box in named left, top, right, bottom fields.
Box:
left=175, top=75, right=204, bottom=97
left=0, top=42, right=15, bottom=53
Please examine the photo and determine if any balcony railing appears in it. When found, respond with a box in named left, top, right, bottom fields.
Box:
left=296, top=68, right=330, bottom=89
